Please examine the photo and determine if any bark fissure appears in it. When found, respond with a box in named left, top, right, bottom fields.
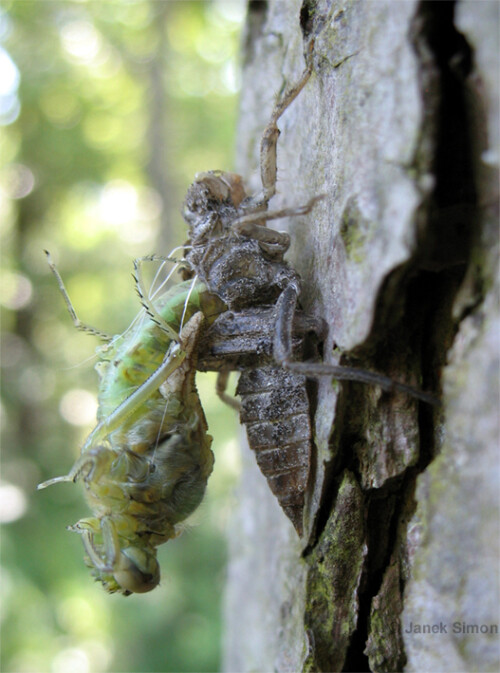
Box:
left=304, top=1, right=483, bottom=671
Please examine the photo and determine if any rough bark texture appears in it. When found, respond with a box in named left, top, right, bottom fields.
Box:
left=223, top=1, right=499, bottom=672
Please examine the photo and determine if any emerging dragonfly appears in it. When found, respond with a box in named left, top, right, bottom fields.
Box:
left=39, top=253, right=226, bottom=594
left=39, top=38, right=438, bottom=594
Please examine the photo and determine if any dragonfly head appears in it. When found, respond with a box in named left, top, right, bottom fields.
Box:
left=75, top=520, right=161, bottom=595
left=183, top=170, right=247, bottom=242
left=111, top=546, right=161, bottom=595
left=85, top=544, right=161, bottom=596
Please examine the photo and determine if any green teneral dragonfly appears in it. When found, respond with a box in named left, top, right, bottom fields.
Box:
left=39, top=262, right=226, bottom=595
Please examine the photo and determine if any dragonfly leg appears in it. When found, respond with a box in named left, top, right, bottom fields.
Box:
left=37, top=450, right=109, bottom=490
left=231, top=195, right=324, bottom=253
left=230, top=40, right=322, bottom=253
left=45, top=250, right=112, bottom=342
left=132, top=255, right=183, bottom=341
left=216, top=369, right=241, bottom=411
left=81, top=521, right=115, bottom=573
left=255, top=39, right=315, bottom=208
left=273, top=284, right=440, bottom=406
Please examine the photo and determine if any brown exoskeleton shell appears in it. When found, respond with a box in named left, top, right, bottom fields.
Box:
left=182, top=162, right=321, bottom=536
left=237, top=365, right=311, bottom=535
left=196, top=306, right=323, bottom=535
left=181, top=40, right=437, bottom=536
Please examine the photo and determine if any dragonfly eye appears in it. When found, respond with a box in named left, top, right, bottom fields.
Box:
left=113, top=547, right=160, bottom=594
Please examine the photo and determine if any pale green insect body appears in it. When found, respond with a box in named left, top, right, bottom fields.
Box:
left=75, top=392, right=215, bottom=594
left=94, top=280, right=223, bottom=452
left=40, top=276, right=227, bottom=594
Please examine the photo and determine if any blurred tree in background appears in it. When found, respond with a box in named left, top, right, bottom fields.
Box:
left=0, top=2, right=243, bottom=671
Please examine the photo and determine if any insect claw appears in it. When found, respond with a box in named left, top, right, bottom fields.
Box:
left=37, top=474, right=73, bottom=490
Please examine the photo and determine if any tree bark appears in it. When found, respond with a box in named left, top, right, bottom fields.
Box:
left=223, top=2, right=499, bottom=672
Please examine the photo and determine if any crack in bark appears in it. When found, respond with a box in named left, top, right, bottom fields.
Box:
left=344, top=2, right=478, bottom=671
left=303, top=1, right=481, bottom=671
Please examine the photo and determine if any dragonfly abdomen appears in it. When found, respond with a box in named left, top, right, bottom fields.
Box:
left=236, top=364, right=312, bottom=536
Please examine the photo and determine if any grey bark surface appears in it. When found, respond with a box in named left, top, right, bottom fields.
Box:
left=223, top=1, right=499, bottom=672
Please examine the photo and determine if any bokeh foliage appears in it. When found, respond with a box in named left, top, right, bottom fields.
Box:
left=0, top=2, right=243, bottom=671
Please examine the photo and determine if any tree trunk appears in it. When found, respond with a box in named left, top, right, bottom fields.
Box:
left=223, top=1, right=499, bottom=672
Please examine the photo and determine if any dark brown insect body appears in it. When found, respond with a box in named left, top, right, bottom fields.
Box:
left=236, top=365, right=311, bottom=533
left=181, top=42, right=438, bottom=535
left=196, top=304, right=322, bottom=535
left=177, top=42, right=326, bottom=534
left=182, top=148, right=325, bottom=535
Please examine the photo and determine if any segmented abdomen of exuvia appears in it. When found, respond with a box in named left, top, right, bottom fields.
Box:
left=236, top=364, right=311, bottom=536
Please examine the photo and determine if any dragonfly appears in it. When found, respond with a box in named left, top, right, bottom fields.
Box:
left=38, top=253, right=226, bottom=594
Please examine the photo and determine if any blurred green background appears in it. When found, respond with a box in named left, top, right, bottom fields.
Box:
left=0, top=2, right=245, bottom=671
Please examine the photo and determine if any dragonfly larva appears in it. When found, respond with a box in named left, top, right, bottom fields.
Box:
left=180, top=39, right=438, bottom=535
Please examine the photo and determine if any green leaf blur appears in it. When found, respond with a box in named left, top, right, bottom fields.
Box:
left=0, top=2, right=243, bottom=671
